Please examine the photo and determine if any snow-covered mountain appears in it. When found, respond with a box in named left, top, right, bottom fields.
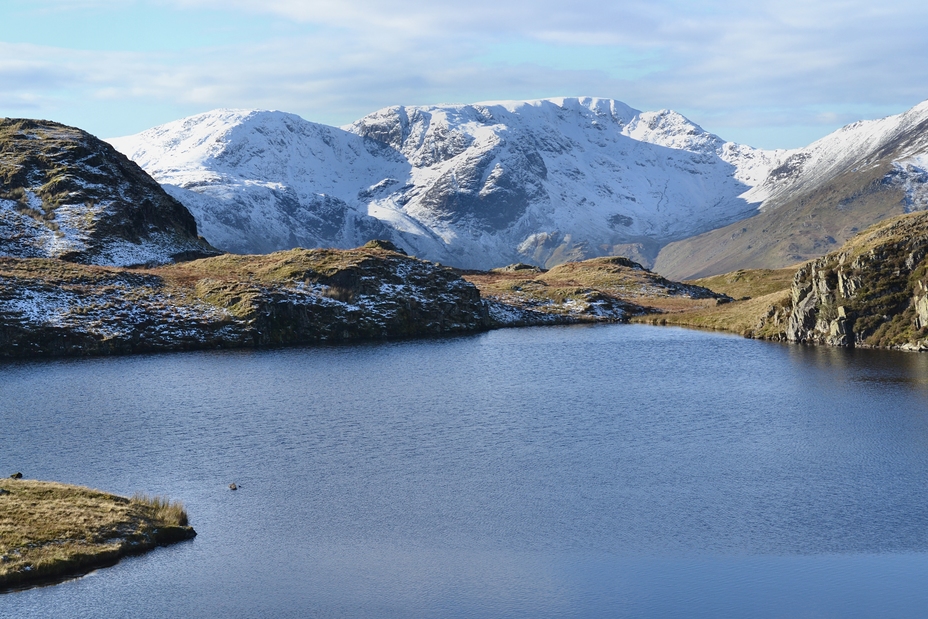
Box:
left=106, top=110, right=403, bottom=256
left=654, top=101, right=928, bottom=279
left=110, top=98, right=783, bottom=269
left=110, top=96, right=928, bottom=274
left=744, top=100, right=928, bottom=209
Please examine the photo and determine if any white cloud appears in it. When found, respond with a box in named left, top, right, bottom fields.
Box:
left=2, top=0, right=928, bottom=147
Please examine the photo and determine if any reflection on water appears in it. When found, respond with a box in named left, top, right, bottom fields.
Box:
left=3, top=324, right=928, bottom=618
left=787, top=342, right=928, bottom=387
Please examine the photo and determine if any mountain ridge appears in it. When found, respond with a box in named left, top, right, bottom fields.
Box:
left=109, top=97, right=928, bottom=276
left=110, top=97, right=781, bottom=270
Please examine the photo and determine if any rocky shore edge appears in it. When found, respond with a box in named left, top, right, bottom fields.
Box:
left=0, top=241, right=727, bottom=360
left=638, top=211, right=928, bottom=352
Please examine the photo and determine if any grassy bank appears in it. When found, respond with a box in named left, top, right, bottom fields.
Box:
left=0, top=479, right=195, bottom=591
left=630, top=266, right=797, bottom=338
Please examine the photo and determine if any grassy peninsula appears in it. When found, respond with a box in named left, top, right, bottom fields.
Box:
left=0, top=478, right=195, bottom=591
left=464, top=256, right=728, bottom=324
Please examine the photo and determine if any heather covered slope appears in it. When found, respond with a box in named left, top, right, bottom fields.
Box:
left=0, top=119, right=217, bottom=266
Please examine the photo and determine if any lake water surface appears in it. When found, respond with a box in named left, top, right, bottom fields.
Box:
left=3, top=324, right=928, bottom=618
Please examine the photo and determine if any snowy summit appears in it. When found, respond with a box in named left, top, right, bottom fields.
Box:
left=109, top=97, right=928, bottom=272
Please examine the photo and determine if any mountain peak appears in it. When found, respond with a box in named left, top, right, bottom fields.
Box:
left=112, top=97, right=776, bottom=269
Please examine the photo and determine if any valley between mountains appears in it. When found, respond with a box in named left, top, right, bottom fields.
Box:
left=3, top=97, right=928, bottom=356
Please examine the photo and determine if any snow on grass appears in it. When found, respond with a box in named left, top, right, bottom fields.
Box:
left=92, top=232, right=207, bottom=267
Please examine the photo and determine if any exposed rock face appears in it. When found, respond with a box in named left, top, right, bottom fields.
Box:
left=0, top=245, right=490, bottom=358
left=775, top=211, right=928, bottom=349
left=0, top=118, right=217, bottom=266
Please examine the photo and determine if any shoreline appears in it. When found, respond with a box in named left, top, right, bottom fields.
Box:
left=0, top=479, right=195, bottom=592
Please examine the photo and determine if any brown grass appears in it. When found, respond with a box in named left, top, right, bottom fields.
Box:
left=152, top=247, right=389, bottom=285
left=464, top=256, right=723, bottom=317
left=627, top=263, right=798, bottom=338
left=633, top=289, right=792, bottom=338
left=0, top=479, right=193, bottom=590
left=688, top=266, right=799, bottom=300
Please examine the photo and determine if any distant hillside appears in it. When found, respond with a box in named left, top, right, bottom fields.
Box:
left=0, top=118, right=217, bottom=266
left=655, top=102, right=928, bottom=279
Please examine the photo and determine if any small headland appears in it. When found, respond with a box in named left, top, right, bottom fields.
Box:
left=631, top=267, right=797, bottom=338
left=0, top=478, right=195, bottom=592
left=0, top=241, right=489, bottom=358
left=463, top=256, right=728, bottom=325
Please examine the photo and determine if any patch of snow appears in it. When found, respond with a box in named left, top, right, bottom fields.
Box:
left=92, top=232, right=206, bottom=267
left=889, top=155, right=928, bottom=212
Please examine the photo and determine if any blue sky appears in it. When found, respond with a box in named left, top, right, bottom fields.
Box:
left=2, top=0, right=927, bottom=148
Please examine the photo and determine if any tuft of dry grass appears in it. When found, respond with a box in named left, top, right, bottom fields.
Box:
left=130, top=493, right=189, bottom=527
left=0, top=479, right=194, bottom=590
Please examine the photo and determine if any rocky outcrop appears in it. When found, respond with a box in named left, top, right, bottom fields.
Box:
left=1, top=118, right=217, bottom=266
left=0, top=244, right=490, bottom=359
left=466, top=255, right=730, bottom=325
left=775, top=211, right=928, bottom=349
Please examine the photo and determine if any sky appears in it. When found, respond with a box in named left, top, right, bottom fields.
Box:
left=1, top=0, right=927, bottom=149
